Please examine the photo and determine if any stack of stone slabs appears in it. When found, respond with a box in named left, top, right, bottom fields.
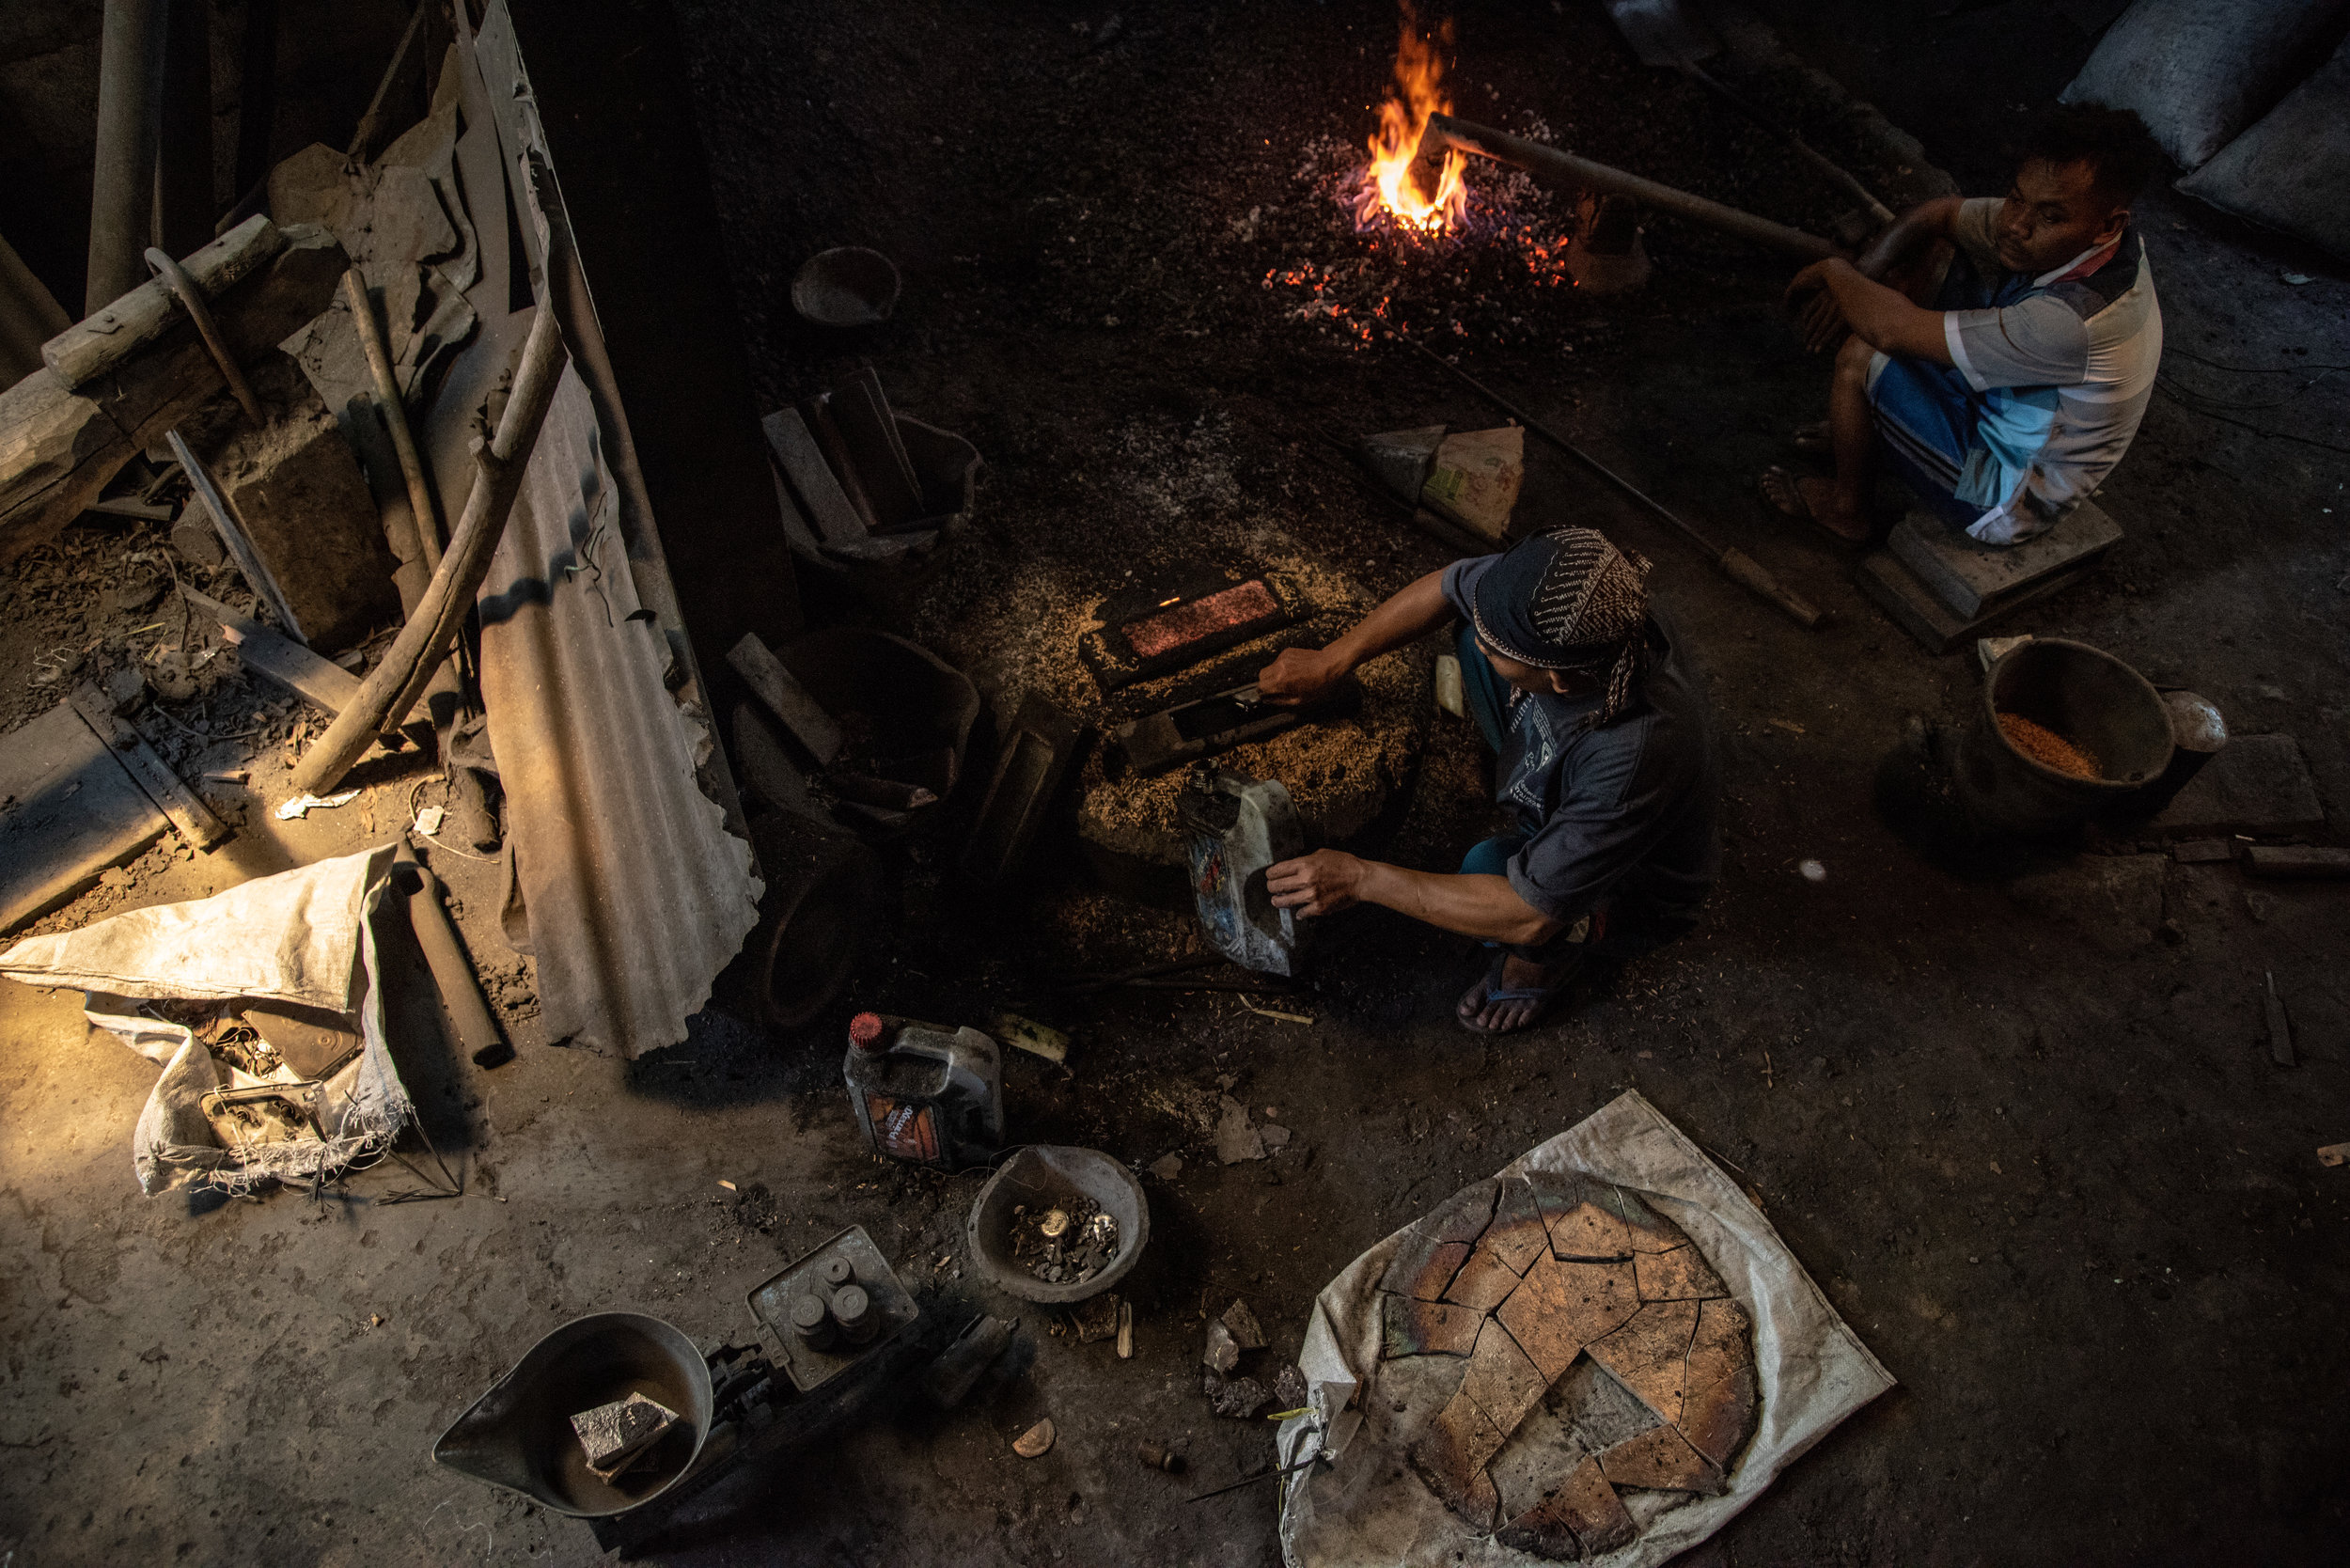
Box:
left=1277, top=1091, right=1893, bottom=1568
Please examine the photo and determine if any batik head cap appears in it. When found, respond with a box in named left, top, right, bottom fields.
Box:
left=1469, top=527, right=1653, bottom=724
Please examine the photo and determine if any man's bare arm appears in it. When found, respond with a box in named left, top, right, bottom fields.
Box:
left=1797, top=196, right=1965, bottom=352
left=1257, top=568, right=1451, bottom=707
left=1788, top=257, right=1953, bottom=365
left=1266, top=849, right=1561, bottom=946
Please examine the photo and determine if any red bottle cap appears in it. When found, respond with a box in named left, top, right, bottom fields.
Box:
left=849, top=1012, right=887, bottom=1052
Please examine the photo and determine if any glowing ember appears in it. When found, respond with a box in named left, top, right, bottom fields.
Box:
left=1350, top=2, right=1467, bottom=236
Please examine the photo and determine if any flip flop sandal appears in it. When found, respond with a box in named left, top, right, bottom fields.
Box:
left=1455, top=948, right=1581, bottom=1037
left=1759, top=465, right=1870, bottom=550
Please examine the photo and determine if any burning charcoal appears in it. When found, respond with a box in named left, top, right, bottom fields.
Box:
left=571, top=1391, right=679, bottom=1479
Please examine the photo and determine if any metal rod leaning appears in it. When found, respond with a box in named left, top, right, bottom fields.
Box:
left=1427, top=112, right=1842, bottom=262
left=167, top=428, right=306, bottom=642
left=341, top=266, right=445, bottom=575
left=290, top=308, right=570, bottom=797
left=145, top=246, right=265, bottom=424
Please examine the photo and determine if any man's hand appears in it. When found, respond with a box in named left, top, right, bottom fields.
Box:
left=1788, top=259, right=1851, bottom=353
left=1257, top=646, right=1348, bottom=709
left=1266, top=850, right=1368, bottom=917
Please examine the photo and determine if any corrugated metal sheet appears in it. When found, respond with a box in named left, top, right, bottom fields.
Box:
left=458, top=1, right=762, bottom=1057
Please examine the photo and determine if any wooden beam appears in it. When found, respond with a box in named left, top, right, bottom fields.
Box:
left=68, top=685, right=231, bottom=852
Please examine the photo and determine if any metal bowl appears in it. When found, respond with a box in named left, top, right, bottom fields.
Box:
left=966, top=1145, right=1150, bottom=1304
left=791, top=246, right=901, bottom=327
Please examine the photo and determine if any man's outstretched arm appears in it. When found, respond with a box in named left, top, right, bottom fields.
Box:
left=1266, top=852, right=1561, bottom=947
left=1789, top=255, right=1954, bottom=365
left=1257, top=568, right=1451, bottom=706
left=1792, top=195, right=1966, bottom=358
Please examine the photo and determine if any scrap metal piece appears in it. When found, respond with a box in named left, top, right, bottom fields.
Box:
left=1596, top=1423, right=1724, bottom=1495
left=1357, top=424, right=1446, bottom=503
left=1459, top=1318, right=1549, bottom=1435
left=1495, top=1249, right=1583, bottom=1381
left=181, top=586, right=358, bottom=713
left=1442, top=1246, right=1525, bottom=1315
left=1583, top=1300, right=1700, bottom=1428
left=1380, top=1231, right=1472, bottom=1304
left=1633, top=1241, right=1729, bottom=1302
left=570, top=1391, right=679, bottom=1480
left=1678, top=1296, right=1758, bottom=1468
left=1081, top=572, right=1312, bottom=693
left=1407, top=1390, right=1506, bottom=1529
left=1382, top=1293, right=1484, bottom=1359
left=1115, top=683, right=1299, bottom=776
left=68, top=684, right=229, bottom=851
left=962, top=694, right=1083, bottom=885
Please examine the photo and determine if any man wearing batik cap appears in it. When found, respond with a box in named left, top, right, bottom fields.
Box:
left=1258, top=527, right=1719, bottom=1036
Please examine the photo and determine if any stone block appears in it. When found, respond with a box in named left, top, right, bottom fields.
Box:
left=198, top=379, right=400, bottom=651
left=1859, top=548, right=2098, bottom=656
left=2152, top=734, right=2326, bottom=837
left=1888, top=499, right=2121, bottom=619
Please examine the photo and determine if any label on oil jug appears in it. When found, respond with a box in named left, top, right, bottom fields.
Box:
left=863, top=1095, right=941, bottom=1163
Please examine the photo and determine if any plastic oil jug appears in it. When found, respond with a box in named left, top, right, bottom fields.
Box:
left=843, top=1013, right=1004, bottom=1172
left=1178, top=764, right=1303, bottom=977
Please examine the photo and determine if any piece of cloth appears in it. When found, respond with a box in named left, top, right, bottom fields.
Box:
left=0, top=849, right=413, bottom=1195
left=1436, top=581, right=1719, bottom=938
left=1276, top=1090, right=1897, bottom=1568
left=1463, top=527, right=1653, bottom=726
left=1869, top=197, right=2162, bottom=545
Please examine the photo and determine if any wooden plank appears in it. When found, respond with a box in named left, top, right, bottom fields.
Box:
left=41, top=215, right=286, bottom=388
left=761, top=407, right=870, bottom=550
left=180, top=586, right=359, bottom=712
left=0, top=703, right=169, bottom=933
left=68, top=686, right=231, bottom=852
left=725, top=634, right=842, bottom=765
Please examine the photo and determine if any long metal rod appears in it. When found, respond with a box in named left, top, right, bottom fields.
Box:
left=145, top=247, right=263, bottom=424
left=167, top=427, right=305, bottom=641
left=1428, top=113, right=1841, bottom=263
left=87, top=0, right=167, bottom=315
left=1397, top=333, right=1825, bottom=629
left=341, top=267, right=444, bottom=574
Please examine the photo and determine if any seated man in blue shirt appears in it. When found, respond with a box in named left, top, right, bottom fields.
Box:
left=1257, top=527, right=1719, bottom=1035
left=1763, top=103, right=2165, bottom=546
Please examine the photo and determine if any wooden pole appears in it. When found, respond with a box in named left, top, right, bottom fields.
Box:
left=290, top=307, right=569, bottom=797
left=341, top=266, right=444, bottom=574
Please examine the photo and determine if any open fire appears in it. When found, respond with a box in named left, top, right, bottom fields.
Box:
left=1349, top=3, right=1467, bottom=236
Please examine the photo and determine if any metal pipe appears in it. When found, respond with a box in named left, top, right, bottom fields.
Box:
left=1427, top=112, right=1842, bottom=263
left=290, top=307, right=569, bottom=796
left=87, top=0, right=168, bottom=316
left=395, top=842, right=506, bottom=1065
left=341, top=267, right=444, bottom=574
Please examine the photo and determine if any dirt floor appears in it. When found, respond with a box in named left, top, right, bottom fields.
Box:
left=3, top=1, right=2348, bottom=1564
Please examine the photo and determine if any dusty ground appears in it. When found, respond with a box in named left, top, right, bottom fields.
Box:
left=3, top=1, right=2347, bottom=1564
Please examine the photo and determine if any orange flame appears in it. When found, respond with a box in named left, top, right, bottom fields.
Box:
left=1354, top=4, right=1466, bottom=235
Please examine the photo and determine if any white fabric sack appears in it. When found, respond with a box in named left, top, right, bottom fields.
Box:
left=1276, top=1090, right=1894, bottom=1568
left=2060, top=0, right=2347, bottom=170
left=0, top=848, right=414, bottom=1195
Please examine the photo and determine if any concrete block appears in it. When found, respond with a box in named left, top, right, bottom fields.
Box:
left=201, top=381, right=401, bottom=652
left=2151, top=734, right=2326, bottom=837
left=1858, top=549, right=2096, bottom=655
left=1888, top=499, right=2122, bottom=619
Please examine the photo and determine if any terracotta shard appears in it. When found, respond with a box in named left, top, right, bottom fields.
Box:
left=1554, top=1453, right=1637, bottom=1556
left=1554, top=1356, right=1662, bottom=1452
left=1534, top=1171, right=1633, bottom=1261
left=1634, top=1241, right=1730, bottom=1302
left=1483, top=1176, right=1551, bottom=1274
left=1420, top=1178, right=1502, bottom=1246
left=1556, top=1257, right=1640, bottom=1345
left=1443, top=1245, right=1524, bottom=1314
left=1495, top=1249, right=1582, bottom=1380
left=1489, top=1411, right=1590, bottom=1528
left=1380, top=1230, right=1472, bottom=1302
left=1461, top=1317, right=1550, bottom=1435
left=1585, top=1300, right=1700, bottom=1428
left=1597, top=1422, right=1726, bottom=1495
left=1605, top=1184, right=1688, bottom=1253
left=1375, top=1352, right=1471, bottom=1441
left=1495, top=1494, right=1586, bottom=1562
left=1679, top=1296, right=1760, bottom=1469
left=1407, top=1388, right=1508, bottom=1529
left=1381, top=1292, right=1483, bottom=1359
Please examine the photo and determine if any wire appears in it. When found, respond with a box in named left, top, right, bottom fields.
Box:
left=2166, top=348, right=2350, bottom=375
left=2154, top=381, right=2350, bottom=457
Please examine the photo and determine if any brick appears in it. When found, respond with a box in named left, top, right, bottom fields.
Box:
left=1585, top=1300, right=1700, bottom=1427
left=1635, top=1242, right=1730, bottom=1302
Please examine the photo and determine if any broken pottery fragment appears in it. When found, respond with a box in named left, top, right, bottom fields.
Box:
left=1495, top=1249, right=1582, bottom=1380
left=1014, top=1418, right=1056, bottom=1457
left=1532, top=1170, right=1633, bottom=1261
left=1552, top=1356, right=1662, bottom=1454
left=1442, top=1244, right=1524, bottom=1314
left=1598, top=1423, right=1726, bottom=1495
left=1221, top=1297, right=1266, bottom=1351
left=1555, top=1257, right=1640, bottom=1345
left=1678, top=1296, right=1760, bottom=1468
left=1603, top=1184, right=1686, bottom=1253
left=1381, top=1293, right=1483, bottom=1359
left=1202, top=1369, right=1268, bottom=1419
left=1459, top=1317, right=1550, bottom=1435
left=1482, top=1175, right=1551, bottom=1274
left=1407, top=1389, right=1508, bottom=1529
left=1634, top=1241, right=1730, bottom=1301
left=1489, top=1401, right=1591, bottom=1523
left=1379, top=1229, right=1471, bottom=1302
left=1202, top=1318, right=1239, bottom=1373
left=1505, top=1453, right=1636, bottom=1560
left=1418, top=1177, right=1501, bottom=1246
left=1585, top=1300, right=1700, bottom=1428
